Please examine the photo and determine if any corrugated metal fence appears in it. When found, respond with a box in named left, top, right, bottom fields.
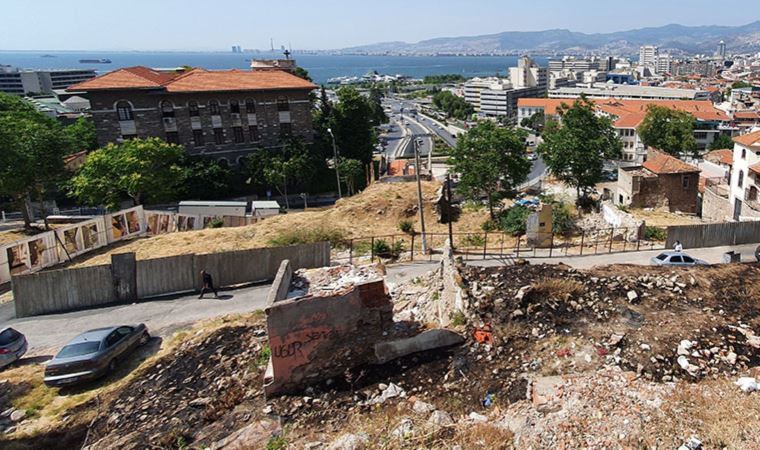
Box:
left=12, top=242, right=330, bottom=318
left=666, top=221, right=760, bottom=249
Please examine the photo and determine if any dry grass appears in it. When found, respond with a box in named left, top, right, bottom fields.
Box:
left=644, top=371, right=760, bottom=449
left=67, top=181, right=489, bottom=268
left=531, top=278, right=585, bottom=299
left=628, top=207, right=706, bottom=227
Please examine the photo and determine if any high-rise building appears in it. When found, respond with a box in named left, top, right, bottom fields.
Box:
left=464, top=56, right=547, bottom=119
left=717, top=40, right=727, bottom=58
left=0, top=66, right=97, bottom=95
left=639, top=45, right=659, bottom=67
left=656, top=54, right=672, bottom=74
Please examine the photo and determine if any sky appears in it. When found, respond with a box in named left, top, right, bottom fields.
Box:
left=1, top=0, right=757, bottom=51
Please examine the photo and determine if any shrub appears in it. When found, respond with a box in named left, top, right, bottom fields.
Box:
left=551, top=202, right=576, bottom=235
left=398, top=219, right=415, bottom=234
left=255, top=344, right=271, bottom=368
left=206, top=218, right=224, bottom=229
left=499, top=205, right=531, bottom=235
left=461, top=234, right=485, bottom=248
left=644, top=226, right=667, bottom=241
left=269, top=225, right=348, bottom=248
left=450, top=310, right=467, bottom=326
left=481, top=219, right=498, bottom=232
left=266, top=436, right=287, bottom=450
left=372, top=239, right=405, bottom=260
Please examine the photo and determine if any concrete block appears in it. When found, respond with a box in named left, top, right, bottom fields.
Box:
left=374, top=329, right=464, bottom=364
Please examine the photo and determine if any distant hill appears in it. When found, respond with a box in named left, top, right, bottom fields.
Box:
left=341, top=21, right=760, bottom=55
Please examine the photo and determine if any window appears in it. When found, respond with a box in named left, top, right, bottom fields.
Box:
left=189, top=101, right=199, bottom=117
left=682, top=175, right=690, bottom=189
left=116, top=326, right=133, bottom=337
left=218, top=158, right=229, bottom=167
left=56, top=342, right=101, bottom=358
left=739, top=170, right=744, bottom=188
left=230, top=100, right=240, bottom=114
left=277, top=97, right=290, bottom=111
left=249, top=125, right=260, bottom=141
left=161, top=100, right=175, bottom=118
left=742, top=149, right=747, bottom=159
left=245, top=99, right=256, bottom=113
left=116, top=101, right=133, bottom=121
left=682, top=256, right=695, bottom=263
left=0, top=328, right=20, bottom=345
left=749, top=186, right=758, bottom=201
left=213, top=128, right=224, bottom=145
left=669, top=256, right=683, bottom=263
left=166, top=131, right=179, bottom=144
left=209, top=100, right=220, bottom=115
left=193, top=129, right=204, bottom=147
left=279, top=122, right=292, bottom=137
left=105, top=331, right=122, bottom=348
left=233, top=126, right=244, bottom=143
left=236, top=156, right=247, bottom=166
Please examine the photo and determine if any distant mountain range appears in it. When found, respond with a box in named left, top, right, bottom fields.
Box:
left=340, top=21, right=760, bottom=56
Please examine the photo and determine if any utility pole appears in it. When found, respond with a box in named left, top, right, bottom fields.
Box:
left=414, top=137, right=428, bottom=253
left=327, top=128, right=342, bottom=198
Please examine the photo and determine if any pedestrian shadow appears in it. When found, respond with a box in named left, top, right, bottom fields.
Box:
left=216, top=294, right=234, bottom=300
left=16, top=355, right=53, bottom=366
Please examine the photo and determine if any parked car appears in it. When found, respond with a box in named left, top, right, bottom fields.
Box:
left=515, top=198, right=540, bottom=208
left=601, top=170, right=618, bottom=182
left=44, top=324, right=150, bottom=387
left=0, top=327, right=28, bottom=370
left=526, top=153, right=538, bottom=161
left=650, top=251, right=708, bottom=267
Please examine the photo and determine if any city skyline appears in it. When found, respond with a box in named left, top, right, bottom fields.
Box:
left=0, top=0, right=757, bottom=51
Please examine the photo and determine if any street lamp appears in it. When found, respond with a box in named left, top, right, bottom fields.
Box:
left=327, top=128, right=342, bottom=199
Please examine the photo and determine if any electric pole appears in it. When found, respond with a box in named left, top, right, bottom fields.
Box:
left=414, top=137, right=428, bottom=253
left=446, top=173, right=453, bottom=249
left=327, top=128, right=342, bottom=198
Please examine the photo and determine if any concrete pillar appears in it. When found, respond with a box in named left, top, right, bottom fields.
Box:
left=111, top=252, right=137, bottom=303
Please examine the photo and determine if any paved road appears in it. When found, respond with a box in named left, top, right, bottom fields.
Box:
left=0, top=262, right=440, bottom=358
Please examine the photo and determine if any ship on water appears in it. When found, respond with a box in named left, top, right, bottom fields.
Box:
left=79, top=58, right=112, bottom=64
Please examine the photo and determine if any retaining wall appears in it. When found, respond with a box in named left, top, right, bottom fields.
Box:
left=12, top=242, right=330, bottom=318
left=666, top=221, right=760, bottom=249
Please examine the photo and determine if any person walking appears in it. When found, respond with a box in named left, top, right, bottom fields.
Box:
left=674, top=240, right=683, bottom=252
left=199, top=270, right=219, bottom=299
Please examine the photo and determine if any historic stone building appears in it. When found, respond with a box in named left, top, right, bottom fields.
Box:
left=69, top=66, right=316, bottom=165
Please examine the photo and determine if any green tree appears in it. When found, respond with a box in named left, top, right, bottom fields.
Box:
left=448, top=122, right=531, bottom=218
left=69, top=138, right=186, bottom=209
left=339, top=158, right=364, bottom=195
left=731, top=80, right=752, bottom=89
left=637, top=105, right=697, bottom=157
left=0, top=93, right=71, bottom=227
left=245, top=138, right=318, bottom=209
left=432, top=91, right=473, bottom=120
left=708, top=134, right=735, bottom=150
left=181, top=156, right=234, bottom=200
left=368, top=85, right=389, bottom=126
left=520, top=111, right=545, bottom=132
left=423, top=74, right=465, bottom=84
left=293, top=67, right=312, bottom=81
left=330, top=86, right=377, bottom=164
left=538, top=97, right=622, bottom=203
left=63, top=116, right=98, bottom=151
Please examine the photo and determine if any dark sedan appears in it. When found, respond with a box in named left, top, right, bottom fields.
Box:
left=0, top=327, right=28, bottom=370
left=44, top=324, right=149, bottom=387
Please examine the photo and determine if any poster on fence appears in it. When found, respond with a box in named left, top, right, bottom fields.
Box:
left=145, top=211, right=177, bottom=236
left=55, top=217, right=108, bottom=260
left=105, top=206, right=146, bottom=244
left=0, top=231, right=59, bottom=285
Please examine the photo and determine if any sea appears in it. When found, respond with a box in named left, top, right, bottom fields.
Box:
left=0, top=51, right=549, bottom=85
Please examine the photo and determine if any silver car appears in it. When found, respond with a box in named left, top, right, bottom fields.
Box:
left=0, top=327, right=28, bottom=370
left=650, top=251, right=708, bottom=266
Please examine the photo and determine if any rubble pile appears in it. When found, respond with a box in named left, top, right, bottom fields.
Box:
left=289, top=264, right=384, bottom=297
left=390, top=267, right=446, bottom=323
left=82, top=324, right=270, bottom=449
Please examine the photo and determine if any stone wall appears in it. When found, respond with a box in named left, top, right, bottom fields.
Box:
left=702, top=184, right=731, bottom=222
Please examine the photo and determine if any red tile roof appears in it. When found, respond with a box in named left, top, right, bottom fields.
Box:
left=734, top=110, right=760, bottom=120
left=69, top=66, right=316, bottom=92
left=734, top=129, right=760, bottom=149
left=749, top=163, right=760, bottom=175
left=643, top=150, right=700, bottom=175
left=704, top=148, right=733, bottom=166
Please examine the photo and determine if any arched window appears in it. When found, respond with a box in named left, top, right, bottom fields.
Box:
left=742, top=148, right=747, bottom=159
left=218, top=158, right=229, bottom=168
left=188, top=101, right=199, bottom=117
left=236, top=156, right=247, bottom=166
left=245, top=98, right=256, bottom=113
left=738, top=170, right=744, bottom=188
left=749, top=186, right=758, bottom=201
left=277, top=97, right=289, bottom=111
left=230, top=100, right=240, bottom=114
left=209, top=100, right=220, bottom=115
left=116, top=101, right=133, bottom=121
left=160, top=101, right=174, bottom=118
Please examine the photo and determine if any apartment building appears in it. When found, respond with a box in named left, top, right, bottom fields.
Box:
left=69, top=66, right=316, bottom=165
left=464, top=56, right=547, bottom=119
left=0, top=66, right=97, bottom=95
left=728, top=129, right=760, bottom=220
left=549, top=83, right=711, bottom=101
left=639, top=45, right=659, bottom=67
left=517, top=97, right=731, bottom=163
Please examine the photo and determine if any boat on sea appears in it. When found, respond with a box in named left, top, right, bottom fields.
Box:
left=79, top=58, right=112, bottom=64
left=40, top=54, right=56, bottom=58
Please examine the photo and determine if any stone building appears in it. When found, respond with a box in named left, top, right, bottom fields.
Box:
left=616, top=149, right=701, bottom=213
left=68, top=66, right=317, bottom=165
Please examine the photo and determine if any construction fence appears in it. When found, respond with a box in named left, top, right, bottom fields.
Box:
left=666, top=221, right=760, bottom=249
left=332, top=227, right=666, bottom=265
left=0, top=206, right=261, bottom=286
left=12, top=242, right=330, bottom=318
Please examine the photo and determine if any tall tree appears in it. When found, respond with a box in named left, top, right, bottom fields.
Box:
left=448, top=121, right=531, bottom=218
left=338, top=158, right=364, bottom=196
left=181, top=156, right=234, bottom=200
left=293, top=67, right=312, bottom=82
left=367, top=85, right=389, bottom=126
left=330, top=86, right=377, bottom=164
left=245, top=137, right=318, bottom=209
left=63, top=116, right=98, bottom=151
left=0, top=93, right=71, bottom=227
left=637, top=105, right=697, bottom=157
left=70, top=138, right=186, bottom=209
left=538, top=97, right=622, bottom=203
left=432, top=91, right=473, bottom=120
